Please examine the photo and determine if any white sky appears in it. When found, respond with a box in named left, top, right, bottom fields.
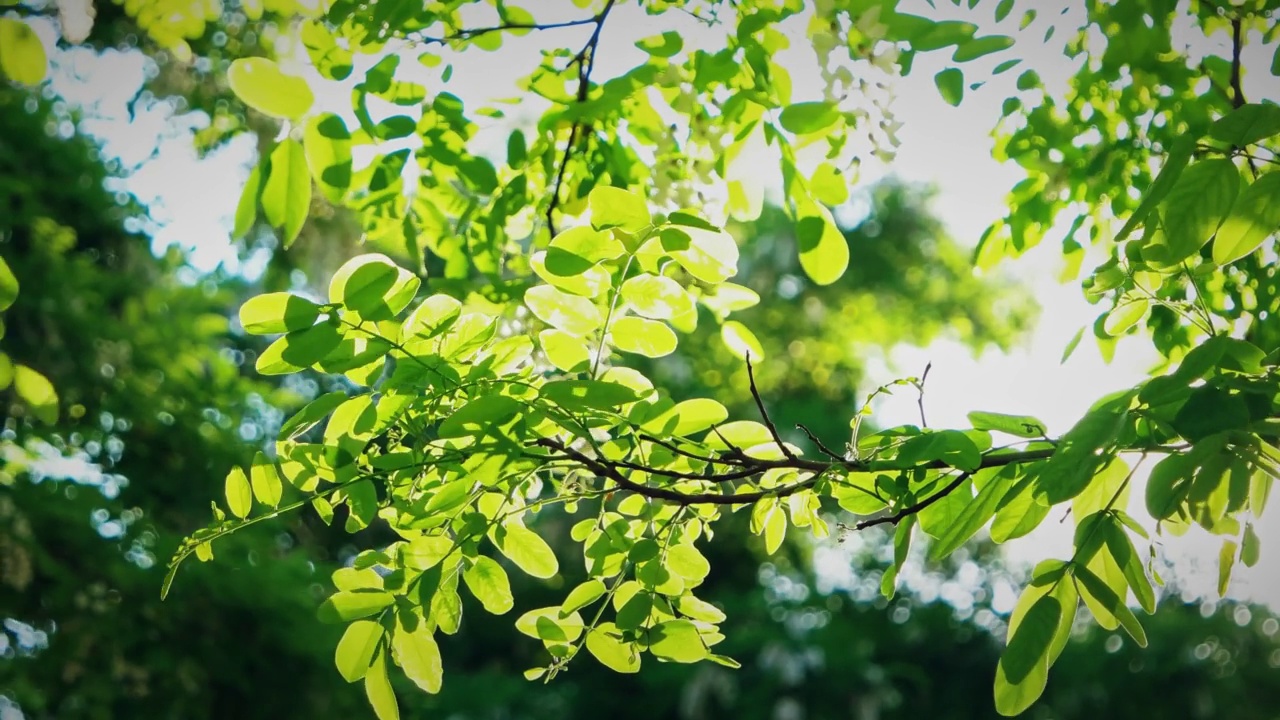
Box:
left=25, top=1, right=1280, bottom=608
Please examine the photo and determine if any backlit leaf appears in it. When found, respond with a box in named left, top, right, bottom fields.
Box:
left=228, top=57, right=314, bottom=119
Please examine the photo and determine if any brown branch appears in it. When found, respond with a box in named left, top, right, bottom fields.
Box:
left=414, top=16, right=603, bottom=46
left=854, top=471, right=972, bottom=531
left=546, top=0, right=617, bottom=237
left=796, top=423, right=845, bottom=462
left=746, top=354, right=795, bottom=459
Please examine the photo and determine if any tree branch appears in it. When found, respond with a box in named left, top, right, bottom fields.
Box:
left=546, top=0, right=617, bottom=237
left=414, top=15, right=602, bottom=46
left=854, top=471, right=971, bottom=531
left=746, top=354, right=795, bottom=459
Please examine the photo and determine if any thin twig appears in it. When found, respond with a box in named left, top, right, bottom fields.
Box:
left=546, top=0, right=617, bottom=237
left=746, top=354, right=795, bottom=459
left=414, top=16, right=602, bottom=45
left=915, top=362, right=932, bottom=429
left=796, top=424, right=845, bottom=461
left=854, top=471, right=972, bottom=531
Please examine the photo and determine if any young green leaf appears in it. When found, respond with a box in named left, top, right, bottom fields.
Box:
left=0, top=19, right=47, bottom=86
left=778, top=101, right=840, bottom=134
left=525, top=285, right=603, bottom=336
left=393, top=614, right=443, bottom=694
left=589, top=186, right=650, bottom=234
left=363, top=650, right=400, bottom=720
left=0, top=255, right=16, bottom=311
left=334, top=619, right=384, bottom=683
left=239, top=293, right=322, bottom=335
left=255, top=322, right=344, bottom=375
left=585, top=623, right=640, bottom=673
left=227, top=57, right=314, bottom=119
left=967, top=411, right=1047, bottom=438
left=1074, top=564, right=1147, bottom=646
left=647, top=620, right=708, bottom=663
left=329, top=254, right=420, bottom=321
left=249, top=452, right=283, bottom=508
left=261, top=138, right=312, bottom=248
left=610, top=316, right=678, bottom=357
left=934, top=68, right=964, bottom=106
left=496, top=525, right=559, bottom=579
left=1001, top=594, right=1061, bottom=684
left=1213, top=171, right=1280, bottom=266
left=13, top=365, right=57, bottom=424
left=794, top=198, right=850, bottom=286
left=305, top=113, right=353, bottom=204
left=463, top=556, right=514, bottom=615
left=224, top=466, right=252, bottom=519
left=561, top=579, right=607, bottom=615
left=317, top=590, right=396, bottom=623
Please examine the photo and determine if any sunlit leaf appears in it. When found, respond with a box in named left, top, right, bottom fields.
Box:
left=228, top=57, right=314, bottom=119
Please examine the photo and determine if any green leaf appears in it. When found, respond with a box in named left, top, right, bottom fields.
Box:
left=0, top=255, right=16, bottom=311
left=438, top=395, right=520, bottom=439
left=585, top=623, right=640, bottom=672
left=300, top=20, right=353, bottom=80
left=364, top=650, right=400, bottom=720
left=794, top=198, right=850, bottom=286
left=1103, top=523, right=1155, bottom=614
left=666, top=543, right=711, bottom=584
left=1102, top=295, right=1150, bottom=336
left=589, top=186, right=650, bottom=234
left=401, top=294, right=462, bottom=341
left=393, top=614, right=443, bottom=693
left=648, top=620, right=708, bottom=663
left=539, top=329, right=591, bottom=372
left=620, top=274, right=694, bottom=321
left=227, top=57, right=314, bottom=119
left=561, top=579, right=607, bottom=615
left=318, top=590, right=396, bottom=623
left=515, top=607, right=585, bottom=643
left=233, top=163, right=262, bottom=239
left=967, top=411, right=1046, bottom=438
left=953, top=35, right=1014, bottom=62
left=720, top=320, right=764, bottom=361
left=525, top=285, right=603, bottom=336
left=1209, top=103, right=1280, bottom=146
left=611, top=316, right=677, bottom=357
left=496, top=525, right=559, bottom=579
left=659, top=226, right=739, bottom=284
left=261, top=138, right=312, bottom=248
left=463, top=556, right=514, bottom=615
left=224, top=466, right=252, bottom=519
left=635, top=31, right=683, bottom=57
left=239, top=292, right=322, bottom=335
left=929, top=468, right=1017, bottom=561
left=249, top=452, right=283, bottom=508
left=13, top=364, right=57, bottom=424
left=305, top=113, right=353, bottom=204
left=335, top=619, right=383, bottom=683
left=995, top=0, right=1015, bottom=22
left=329, top=254, right=420, bottom=321
left=993, top=656, right=1047, bottom=718
left=1115, top=135, right=1195, bottom=244
left=934, top=68, right=964, bottom=106
left=277, top=392, right=345, bottom=444
left=1242, top=523, right=1261, bottom=567
left=1218, top=539, right=1237, bottom=596
left=1074, top=564, right=1147, bottom=646
left=778, top=101, right=840, bottom=134
left=1213, top=171, right=1280, bottom=265
left=809, top=162, right=850, bottom=206
left=541, top=379, right=639, bottom=410
left=1155, top=159, right=1239, bottom=263
left=1000, top=594, right=1060, bottom=684
left=640, top=397, right=728, bottom=436
left=255, top=321, right=344, bottom=375
left=0, top=19, right=47, bottom=86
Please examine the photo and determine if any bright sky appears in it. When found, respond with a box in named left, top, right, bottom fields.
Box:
left=27, top=1, right=1280, bottom=609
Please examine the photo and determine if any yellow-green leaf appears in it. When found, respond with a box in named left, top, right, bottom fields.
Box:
left=13, top=364, right=56, bottom=424
left=589, top=186, right=650, bottom=234
left=262, top=138, right=312, bottom=248
left=239, top=292, right=322, bottom=335
left=610, top=316, right=677, bottom=357
left=305, top=113, right=353, bottom=204
left=795, top=197, right=850, bottom=285
left=393, top=614, right=442, bottom=694
left=249, top=452, right=283, bottom=508
left=364, top=650, right=400, bottom=720
left=224, top=466, right=252, bottom=519
left=0, top=19, right=47, bottom=86
left=1213, top=171, right=1280, bottom=265
left=335, top=619, right=383, bottom=683
left=227, top=57, right=314, bottom=119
